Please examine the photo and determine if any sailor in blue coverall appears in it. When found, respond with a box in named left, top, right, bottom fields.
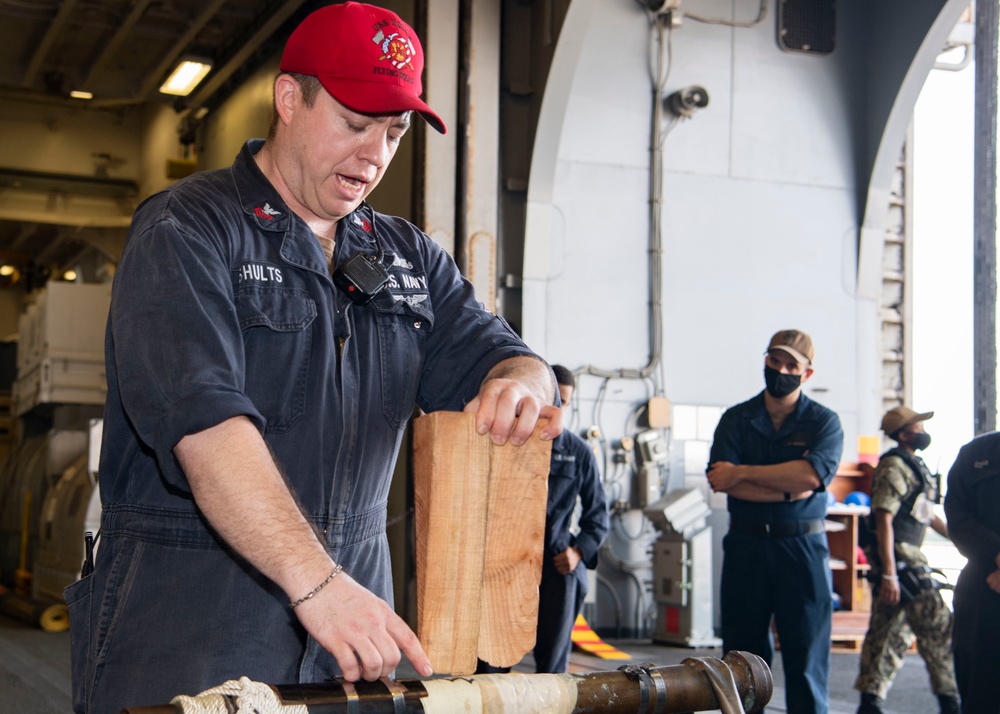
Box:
left=66, top=6, right=562, bottom=714
left=707, top=330, right=843, bottom=714
left=533, top=365, right=610, bottom=672
left=945, top=431, right=1000, bottom=714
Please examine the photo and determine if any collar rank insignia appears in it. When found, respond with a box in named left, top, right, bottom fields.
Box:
left=254, top=203, right=282, bottom=221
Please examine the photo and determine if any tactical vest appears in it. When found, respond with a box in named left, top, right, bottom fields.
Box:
left=877, top=447, right=939, bottom=546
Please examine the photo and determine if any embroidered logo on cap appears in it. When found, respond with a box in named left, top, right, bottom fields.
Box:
left=373, top=29, right=415, bottom=71
left=254, top=203, right=282, bottom=221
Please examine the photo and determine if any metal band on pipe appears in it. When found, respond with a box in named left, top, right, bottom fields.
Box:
left=380, top=677, right=407, bottom=714
left=647, top=665, right=668, bottom=714
left=619, top=664, right=654, bottom=714
left=342, top=680, right=359, bottom=714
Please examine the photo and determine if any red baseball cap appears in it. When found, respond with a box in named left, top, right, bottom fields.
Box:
left=280, top=2, right=446, bottom=134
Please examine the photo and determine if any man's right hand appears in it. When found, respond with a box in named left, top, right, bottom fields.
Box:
left=706, top=461, right=742, bottom=492
left=986, top=568, right=1000, bottom=594
left=553, top=546, right=582, bottom=575
left=293, top=572, right=433, bottom=681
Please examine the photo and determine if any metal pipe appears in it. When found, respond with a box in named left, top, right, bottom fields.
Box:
left=122, top=650, right=771, bottom=714
left=453, top=0, right=472, bottom=276
left=974, top=0, right=999, bottom=435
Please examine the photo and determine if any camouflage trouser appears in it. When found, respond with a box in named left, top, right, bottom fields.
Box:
left=854, top=588, right=958, bottom=699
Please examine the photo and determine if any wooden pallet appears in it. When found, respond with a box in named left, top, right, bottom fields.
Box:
left=832, top=633, right=866, bottom=652
left=830, top=610, right=918, bottom=654
left=831, top=610, right=868, bottom=652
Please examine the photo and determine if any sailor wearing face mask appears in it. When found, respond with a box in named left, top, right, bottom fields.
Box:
left=708, top=329, right=844, bottom=714
left=854, top=407, right=959, bottom=714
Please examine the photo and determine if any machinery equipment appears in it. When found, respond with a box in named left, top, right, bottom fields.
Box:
left=645, top=488, right=722, bottom=647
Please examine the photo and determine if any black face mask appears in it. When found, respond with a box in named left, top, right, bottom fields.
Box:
left=909, top=432, right=932, bottom=451
left=764, top=366, right=801, bottom=399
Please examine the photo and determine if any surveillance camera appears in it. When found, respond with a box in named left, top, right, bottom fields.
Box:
left=666, top=85, right=710, bottom=117
left=642, top=0, right=681, bottom=14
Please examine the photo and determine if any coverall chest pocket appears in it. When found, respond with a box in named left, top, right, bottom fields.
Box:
left=549, top=450, right=577, bottom=490
left=374, top=299, right=431, bottom=429
left=548, top=456, right=579, bottom=505
left=773, top=429, right=813, bottom=463
left=236, top=286, right=316, bottom=432
left=968, top=466, right=1000, bottom=506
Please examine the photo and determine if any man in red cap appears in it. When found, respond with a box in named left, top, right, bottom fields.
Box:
left=854, top=407, right=958, bottom=714
left=68, top=4, right=561, bottom=713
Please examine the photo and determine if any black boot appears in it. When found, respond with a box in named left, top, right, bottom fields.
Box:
left=938, top=694, right=960, bottom=714
left=857, top=692, right=886, bottom=714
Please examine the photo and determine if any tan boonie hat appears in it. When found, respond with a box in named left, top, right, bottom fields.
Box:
left=766, top=329, right=814, bottom=366
left=881, top=406, right=934, bottom=436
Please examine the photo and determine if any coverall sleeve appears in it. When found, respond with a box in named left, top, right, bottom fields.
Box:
left=413, top=233, right=536, bottom=412
left=111, top=210, right=265, bottom=491
left=708, top=407, right=743, bottom=467
left=570, top=446, right=610, bottom=569
left=802, top=408, right=844, bottom=489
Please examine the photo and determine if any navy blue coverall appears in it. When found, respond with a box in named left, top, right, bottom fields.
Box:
left=66, top=140, right=538, bottom=714
left=709, top=391, right=843, bottom=714
left=534, top=429, right=609, bottom=672
left=944, top=431, right=1000, bottom=714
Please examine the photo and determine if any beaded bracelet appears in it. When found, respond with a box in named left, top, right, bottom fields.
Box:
left=289, top=563, right=344, bottom=609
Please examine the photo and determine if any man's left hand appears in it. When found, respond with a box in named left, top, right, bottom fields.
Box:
left=464, top=378, right=563, bottom=445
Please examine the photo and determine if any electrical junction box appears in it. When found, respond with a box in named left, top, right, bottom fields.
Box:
left=636, top=430, right=669, bottom=507
left=648, top=396, right=671, bottom=428
left=636, top=429, right=668, bottom=465
left=651, top=529, right=721, bottom=647
left=646, top=488, right=721, bottom=648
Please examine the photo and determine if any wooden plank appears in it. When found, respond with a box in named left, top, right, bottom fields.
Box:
left=414, top=412, right=490, bottom=675
left=413, top=411, right=551, bottom=674
left=477, top=419, right=551, bottom=668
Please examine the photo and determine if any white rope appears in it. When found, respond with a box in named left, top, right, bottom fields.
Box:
left=170, top=676, right=308, bottom=714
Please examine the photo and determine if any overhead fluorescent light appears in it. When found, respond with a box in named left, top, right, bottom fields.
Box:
left=159, top=58, right=212, bottom=97
left=70, top=90, right=93, bottom=100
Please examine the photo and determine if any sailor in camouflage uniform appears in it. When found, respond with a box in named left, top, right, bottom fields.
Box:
left=854, top=407, right=959, bottom=714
